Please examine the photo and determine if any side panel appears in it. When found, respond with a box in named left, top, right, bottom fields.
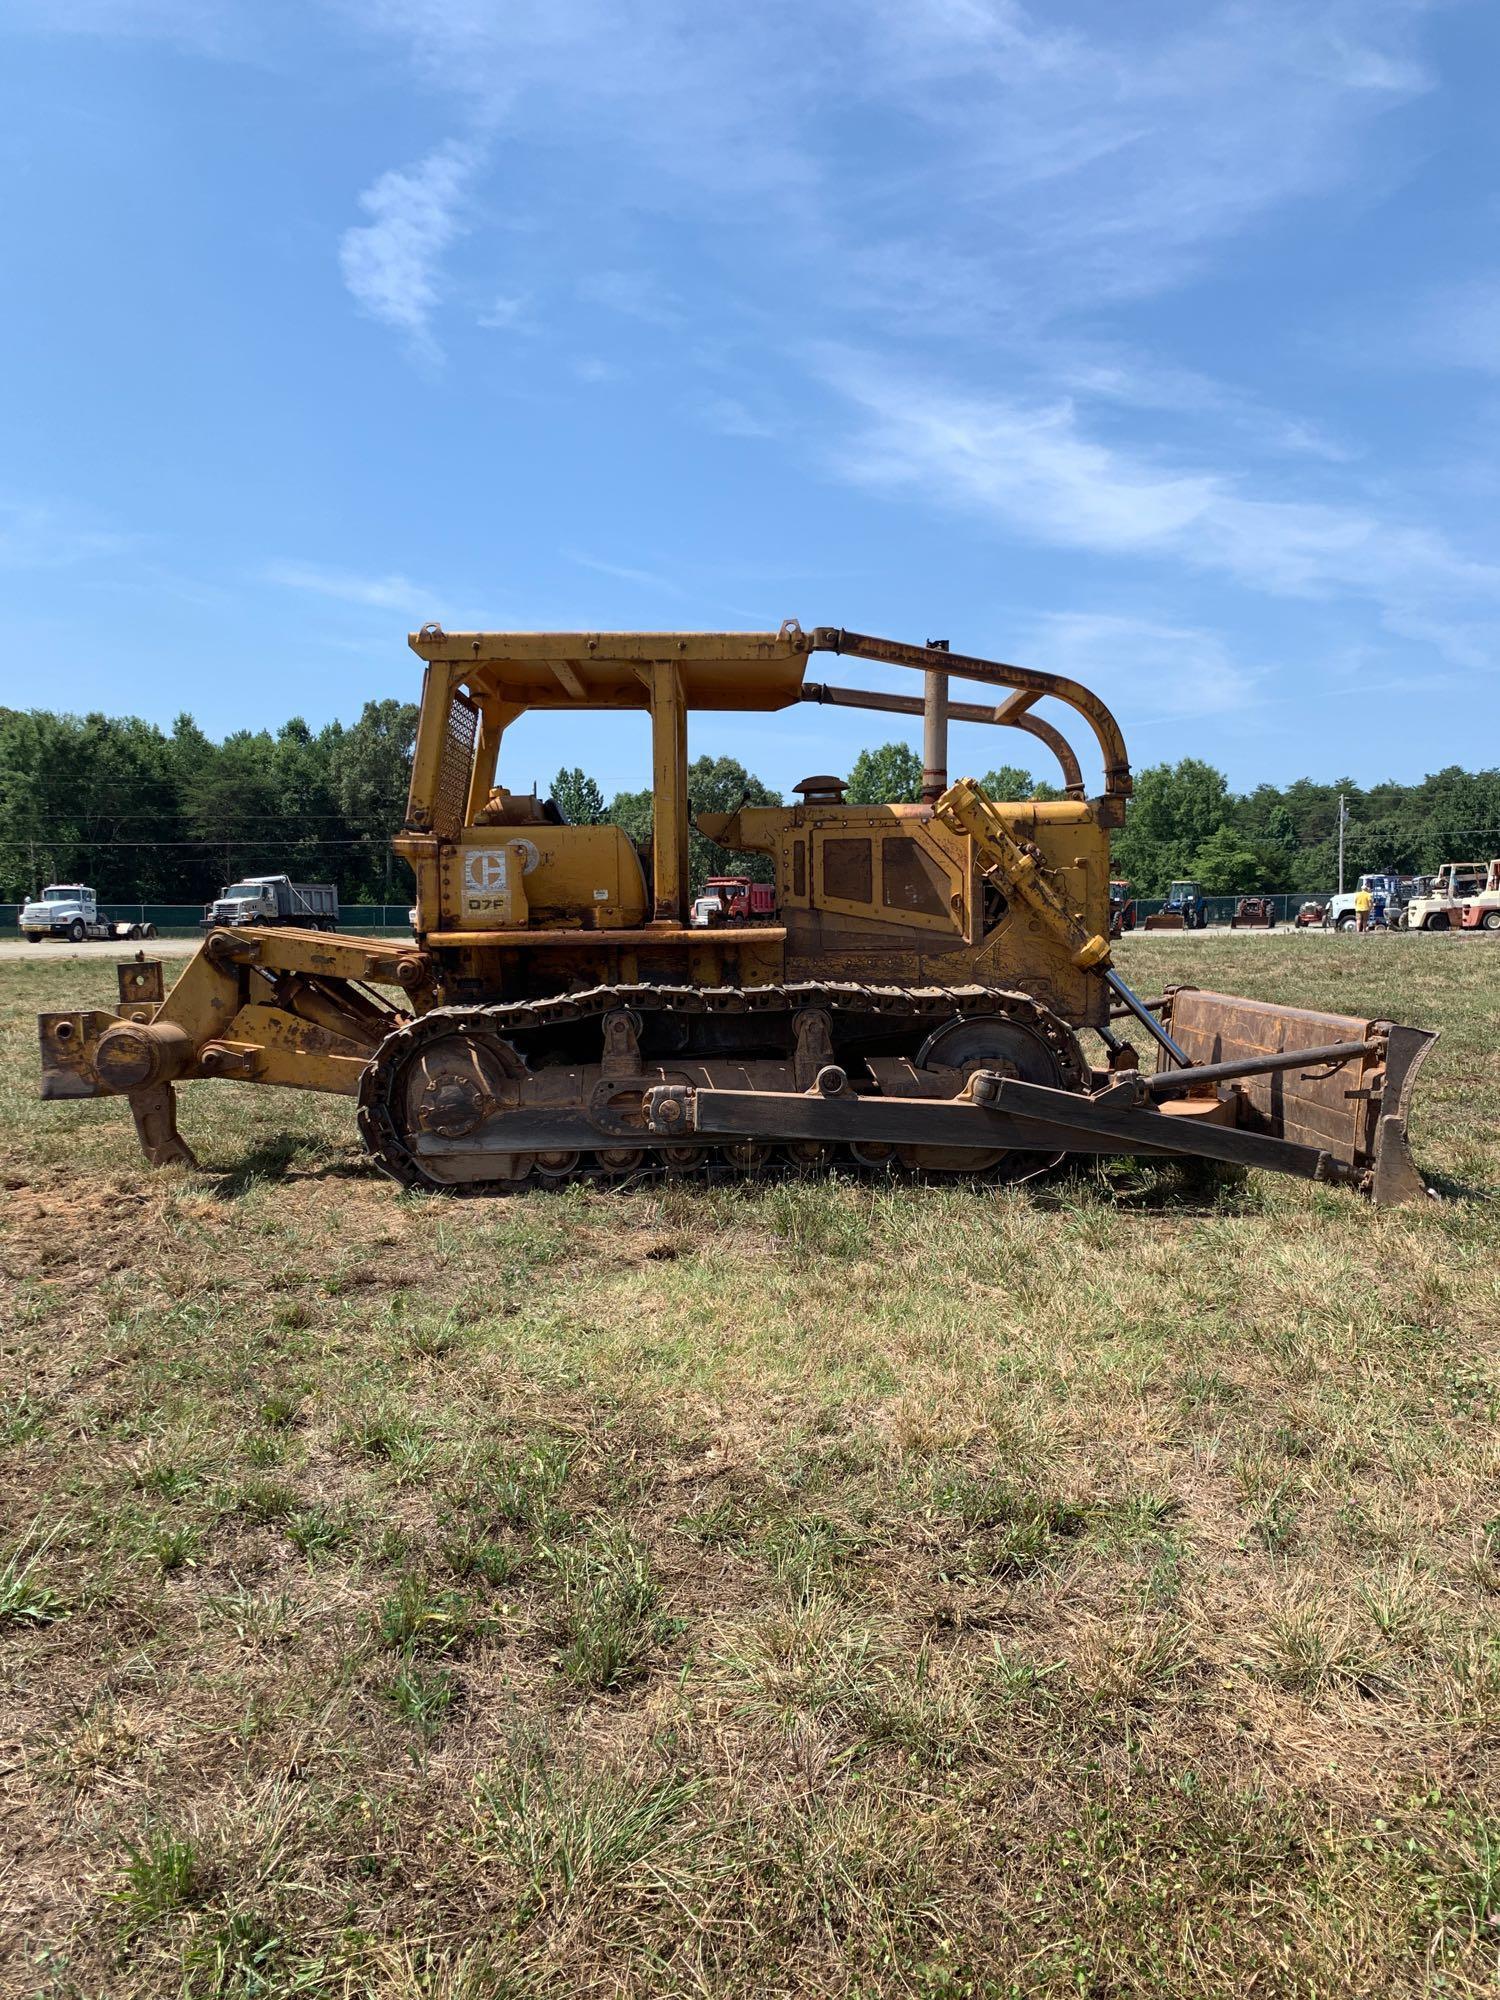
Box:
left=437, top=826, right=650, bottom=932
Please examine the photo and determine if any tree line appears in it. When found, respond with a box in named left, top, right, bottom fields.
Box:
left=3, top=703, right=1498, bottom=903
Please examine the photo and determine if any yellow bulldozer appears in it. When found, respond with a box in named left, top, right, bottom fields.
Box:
left=37, top=622, right=1435, bottom=1202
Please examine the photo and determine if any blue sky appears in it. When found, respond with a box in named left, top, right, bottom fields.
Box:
left=1, top=0, right=1497, bottom=803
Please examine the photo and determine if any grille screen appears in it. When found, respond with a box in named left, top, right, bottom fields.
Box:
left=430, top=689, right=480, bottom=838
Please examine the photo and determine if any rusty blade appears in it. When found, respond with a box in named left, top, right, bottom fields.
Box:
left=1161, top=988, right=1436, bottom=1181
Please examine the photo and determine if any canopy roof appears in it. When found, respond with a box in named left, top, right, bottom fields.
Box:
left=408, top=626, right=811, bottom=713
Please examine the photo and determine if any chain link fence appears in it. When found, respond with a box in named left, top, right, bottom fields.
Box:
left=3, top=903, right=417, bottom=938
left=7, top=894, right=1349, bottom=938
left=1129, top=892, right=1333, bottom=927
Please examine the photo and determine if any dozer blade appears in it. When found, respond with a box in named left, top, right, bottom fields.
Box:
left=1157, top=989, right=1437, bottom=1205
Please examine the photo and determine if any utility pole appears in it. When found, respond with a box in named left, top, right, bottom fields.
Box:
left=1337, top=793, right=1347, bottom=894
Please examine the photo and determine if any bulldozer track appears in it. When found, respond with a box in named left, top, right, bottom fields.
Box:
left=356, top=979, right=1087, bottom=1194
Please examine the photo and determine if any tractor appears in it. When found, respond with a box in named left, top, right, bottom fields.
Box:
left=36, top=623, right=1435, bottom=1203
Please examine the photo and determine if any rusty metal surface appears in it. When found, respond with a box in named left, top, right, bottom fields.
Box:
left=1160, top=987, right=1435, bottom=1184
left=422, top=925, right=787, bottom=949
left=357, top=981, right=1086, bottom=1191
left=38, top=1011, right=121, bottom=1099
left=799, top=683, right=1085, bottom=797
left=662, top=1070, right=1357, bottom=1187
left=814, top=627, right=1131, bottom=811
left=117, top=958, right=165, bottom=1009
left=127, top=1084, right=197, bottom=1168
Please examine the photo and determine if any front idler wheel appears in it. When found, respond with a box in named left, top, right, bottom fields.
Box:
left=899, top=1013, right=1074, bottom=1175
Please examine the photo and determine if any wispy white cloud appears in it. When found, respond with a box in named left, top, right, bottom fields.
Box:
left=825, top=0, right=1431, bottom=325
left=819, top=351, right=1500, bottom=658
left=577, top=270, right=681, bottom=326
left=477, top=292, right=531, bottom=331
left=338, top=138, right=487, bottom=363
left=1017, top=611, right=1256, bottom=720
left=1041, top=344, right=1355, bottom=464
left=0, top=497, right=132, bottom=570
left=692, top=394, right=775, bottom=440
left=565, top=549, right=685, bottom=596
left=263, top=559, right=434, bottom=611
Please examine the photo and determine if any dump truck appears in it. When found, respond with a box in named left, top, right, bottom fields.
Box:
left=202, top=875, right=338, bottom=931
left=36, top=623, right=1436, bottom=1203
left=19, top=885, right=157, bottom=943
left=703, top=876, right=776, bottom=922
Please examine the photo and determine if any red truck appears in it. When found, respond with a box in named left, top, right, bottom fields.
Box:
left=691, top=876, right=777, bottom=926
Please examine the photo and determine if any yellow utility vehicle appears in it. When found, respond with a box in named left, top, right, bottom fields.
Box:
left=38, top=624, right=1435, bottom=1202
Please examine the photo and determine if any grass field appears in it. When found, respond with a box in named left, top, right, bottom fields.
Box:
left=2, top=936, right=1497, bottom=1999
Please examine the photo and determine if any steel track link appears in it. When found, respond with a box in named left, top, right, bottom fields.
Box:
left=356, top=980, right=1086, bottom=1195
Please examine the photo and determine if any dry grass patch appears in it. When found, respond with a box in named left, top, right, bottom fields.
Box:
left=2, top=939, right=1499, bottom=1995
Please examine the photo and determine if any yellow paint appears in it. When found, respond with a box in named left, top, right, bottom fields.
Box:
left=41, top=628, right=1132, bottom=1120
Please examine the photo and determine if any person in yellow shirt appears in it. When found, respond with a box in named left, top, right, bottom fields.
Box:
left=1354, top=885, right=1373, bottom=933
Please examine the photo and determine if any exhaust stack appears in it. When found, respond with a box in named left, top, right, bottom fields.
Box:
left=921, top=639, right=949, bottom=804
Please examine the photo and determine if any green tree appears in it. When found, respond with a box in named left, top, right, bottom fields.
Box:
left=1112, top=758, right=1232, bottom=894
left=272, top=718, right=342, bottom=885
left=606, top=787, right=653, bottom=852
left=330, top=699, right=419, bottom=898
left=978, top=763, right=1033, bottom=801
left=551, top=767, right=606, bottom=825
left=846, top=741, right=922, bottom=805
left=1191, top=825, right=1273, bottom=895
left=10, top=695, right=1497, bottom=917
left=182, top=728, right=281, bottom=887
left=688, top=755, right=781, bottom=888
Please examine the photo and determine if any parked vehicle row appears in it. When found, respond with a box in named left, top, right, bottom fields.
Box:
left=1117, top=862, right=1500, bottom=932
left=16, top=873, right=340, bottom=942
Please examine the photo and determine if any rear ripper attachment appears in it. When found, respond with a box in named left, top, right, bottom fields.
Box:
left=35, top=623, right=1438, bottom=1204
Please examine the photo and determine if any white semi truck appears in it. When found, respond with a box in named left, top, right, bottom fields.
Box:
left=18, top=885, right=157, bottom=944
left=202, top=875, right=339, bottom=930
